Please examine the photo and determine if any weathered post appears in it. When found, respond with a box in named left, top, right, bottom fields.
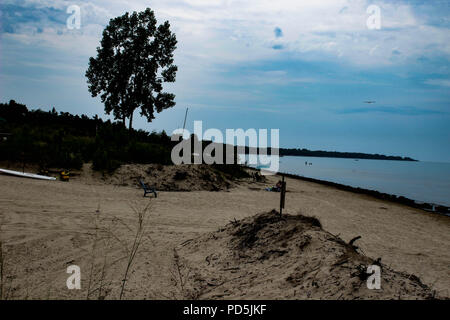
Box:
left=279, top=175, right=286, bottom=216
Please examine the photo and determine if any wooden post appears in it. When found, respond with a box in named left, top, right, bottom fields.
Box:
left=279, top=175, right=286, bottom=216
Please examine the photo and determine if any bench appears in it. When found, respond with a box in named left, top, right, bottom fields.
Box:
left=138, top=179, right=157, bottom=198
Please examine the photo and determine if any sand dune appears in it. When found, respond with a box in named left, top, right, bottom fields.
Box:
left=178, top=211, right=436, bottom=299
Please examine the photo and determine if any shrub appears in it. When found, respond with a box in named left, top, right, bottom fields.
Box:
left=173, top=171, right=188, bottom=181
left=92, top=150, right=122, bottom=172
left=213, top=164, right=250, bottom=179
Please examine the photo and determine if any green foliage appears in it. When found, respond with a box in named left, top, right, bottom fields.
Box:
left=92, top=150, right=122, bottom=173
left=279, top=148, right=416, bottom=161
left=86, top=8, right=178, bottom=130
left=0, top=100, right=172, bottom=171
left=213, top=164, right=250, bottom=179
left=173, top=170, right=188, bottom=181
left=0, top=100, right=254, bottom=179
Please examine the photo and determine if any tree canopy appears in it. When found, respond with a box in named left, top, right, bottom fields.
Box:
left=86, top=8, right=177, bottom=129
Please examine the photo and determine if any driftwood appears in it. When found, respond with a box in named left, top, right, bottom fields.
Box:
left=348, top=236, right=362, bottom=251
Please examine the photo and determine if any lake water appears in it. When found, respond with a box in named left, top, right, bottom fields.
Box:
left=251, top=155, right=450, bottom=207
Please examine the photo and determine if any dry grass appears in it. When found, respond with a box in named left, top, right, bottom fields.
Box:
left=81, top=201, right=154, bottom=300
left=85, top=205, right=118, bottom=300
left=86, top=206, right=101, bottom=299
left=166, top=248, right=203, bottom=300
left=169, top=248, right=189, bottom=298
left=119, top=202, right=152, bottom=299
left=0, top=217, right=13, bottom=300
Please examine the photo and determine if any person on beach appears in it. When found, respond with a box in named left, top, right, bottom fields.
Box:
left=265, top=180, right=282, bottom=192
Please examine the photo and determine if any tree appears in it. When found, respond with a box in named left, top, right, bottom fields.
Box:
left=86, top=8, right=177, bottom=130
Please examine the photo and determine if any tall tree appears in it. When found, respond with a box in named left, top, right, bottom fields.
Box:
left=86, top=8, right=177, bottom=130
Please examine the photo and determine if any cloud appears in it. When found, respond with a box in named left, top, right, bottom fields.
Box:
left=424, top=78, right=450, bottom=87
left=1, top=0, right=449, bottom=162
left=232, top=70, right=318, bottom=86
left=272, top=44, right=284, bottom=50
left=274, top=27, right=283, bottom=38
left=2, top=0, right=450, bottom=68
left=0, top=3, right=66, bottom=33
left=339, top=6, right=348, bottom=14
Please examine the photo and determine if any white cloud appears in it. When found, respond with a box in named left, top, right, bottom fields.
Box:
left=3, top=0, right=450, bottom=101
left=142, top=0, right=450, bottom=66
left=4, top=0, right=450, bottom=68
left=424, top=79, right=450, bottom=87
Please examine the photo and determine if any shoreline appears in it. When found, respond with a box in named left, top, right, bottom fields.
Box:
left=272, top=170, right=450, bottom=216
left=278, top=154, right=418, bottom=161
left=2, top=159, right=449, bottom=216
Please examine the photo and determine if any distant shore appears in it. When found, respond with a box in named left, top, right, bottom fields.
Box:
left=244, top=147, right=417, bottom=161
left=278, top=153, right=417, bottom=161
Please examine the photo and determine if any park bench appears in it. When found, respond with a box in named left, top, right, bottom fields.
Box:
left=138, top=178, right=157, bottom=198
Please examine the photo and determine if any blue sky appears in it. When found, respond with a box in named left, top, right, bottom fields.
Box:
left=1, top=0, right=449, bottom=162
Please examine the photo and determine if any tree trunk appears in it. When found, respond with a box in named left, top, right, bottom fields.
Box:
left=128, top=109, right=134, bottom=130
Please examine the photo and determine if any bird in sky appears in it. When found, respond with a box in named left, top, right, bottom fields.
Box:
left=364, top=101, right=376, bottom=104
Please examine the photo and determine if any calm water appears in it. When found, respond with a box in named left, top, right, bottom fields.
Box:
left=255, top=156, right=450, bottom=207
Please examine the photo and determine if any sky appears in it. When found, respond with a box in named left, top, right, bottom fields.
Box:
left=0, top=0, right=449, bottom=162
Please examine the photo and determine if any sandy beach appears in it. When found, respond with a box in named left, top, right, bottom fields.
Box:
left=0, top=164, right=448, bottom=299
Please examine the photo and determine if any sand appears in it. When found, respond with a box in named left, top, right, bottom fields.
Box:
left=0, top=164, right=448, bottom=299
left=73, top=163, right=239, bottom=191
left=178, top=211, right=436, bottom=299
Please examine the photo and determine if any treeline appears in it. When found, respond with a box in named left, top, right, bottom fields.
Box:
left=0, top=100, right=174, bottom=172
left=243, top=146, right=416, bottom=161
left=278, top=148, right=417, bottom=161
left=0, top=100, right=250, bottom=178
left=1, top=99, right=413, bottom=177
